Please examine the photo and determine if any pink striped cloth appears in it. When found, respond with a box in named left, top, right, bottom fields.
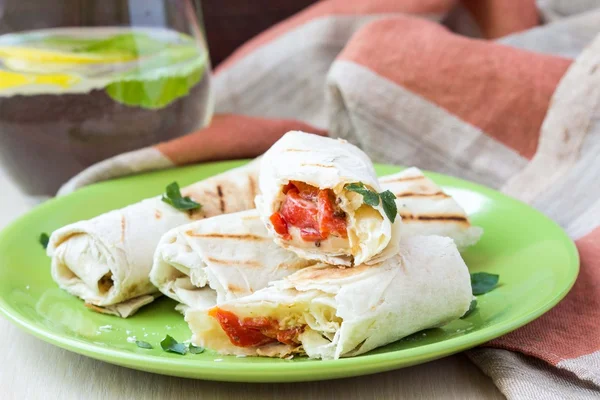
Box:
left=61, top=0, right=600, bottom=397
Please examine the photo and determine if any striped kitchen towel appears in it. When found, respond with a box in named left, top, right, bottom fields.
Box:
left=60, top=0, right=600, bottom=398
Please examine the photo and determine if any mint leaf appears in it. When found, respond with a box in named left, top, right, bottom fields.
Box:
left=471, top=272, right=500, bottom=295
left=189, top=344, right=205, bottom=354
left=121, top=46, right=201, bottom=75
left=379, top=190, right=397, bottom=223
left=345, top=182, right=380, bottom=207
left=106, top=65, right=202, bottom=109
left=135, top=340, right=153, bottom=349
left=39, top=233, right=50, bottom=249
left=161, top=182, right=201, bottom=211
left=160, top=335, right=187, bottom=355
left=105, top=45, right=205, bottom=110
left=74, top=33, right=164, bottom=56
left=461, top=299, right=477, bottom=319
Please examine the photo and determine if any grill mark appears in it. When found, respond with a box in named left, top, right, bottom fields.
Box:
left=381, top=175, right=426, bottom=183
left=291, top=262, right=371, bottom=281
left=216, top=185, right=225, bottom=213
left=227, top=284, right=247, bottom=293
left=120, top=215, right=126, bottom=243
left=206, top=257, right=262, bottom=267
left=301, top=163, right=335, bottom=168
left=276, top=260, right=313, bottom=270
left=185, top=231, right=267, bottom=241
left=400, top=214, right=468, bottom=222
left=395, top=192, right=450, bottom=198
left=248, top=175, right=257, bottom=198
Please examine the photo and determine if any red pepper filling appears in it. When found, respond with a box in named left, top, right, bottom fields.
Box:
left=270, top=181, right=347, bottom=242
left=209, top=307, right=303, bottom=348
left=269, top=213, right=290, bottom=240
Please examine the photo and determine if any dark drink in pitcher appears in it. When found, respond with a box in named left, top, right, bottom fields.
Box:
left=0, top=27, right=213, bottom=196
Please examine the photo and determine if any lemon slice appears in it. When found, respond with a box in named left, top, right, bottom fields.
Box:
left=0, top=70, right=80, bottom=90
left=0, top=46, right=135, bottom=64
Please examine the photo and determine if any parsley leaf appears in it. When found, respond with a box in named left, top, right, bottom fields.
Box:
left=471, top=272, right=500, bottom=295
left=39, top=233, right=50, bottom=249
left=344, top=183, right=398, bottom=223
left=188, top=344, right=205, bottom=354
left=161, top=182, right=201, bottom=211
left=379, top=190, right=397, bottom=223
left=135, top=340, right=153, bottom=349
left=345, top=182, right=380, bottom=207
left=461, top=299, right=477, bottom=319
left=160, top=335, right=188, bottom=355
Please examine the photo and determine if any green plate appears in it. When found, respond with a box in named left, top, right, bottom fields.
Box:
left=0, top=160, right=579, bottom=382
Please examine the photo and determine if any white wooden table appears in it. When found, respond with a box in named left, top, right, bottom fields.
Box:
left=0, top=168, right=503, bottom=400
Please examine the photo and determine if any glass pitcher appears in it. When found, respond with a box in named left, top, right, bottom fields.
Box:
left=0, top=0, right=213, bottom=196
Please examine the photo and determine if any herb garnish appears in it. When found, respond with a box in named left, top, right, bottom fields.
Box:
left=135, top=340, right=153, bottom=349
left=379, top=190, right=398, bottom=223
left=462, top=273, right=500, bottom=318
left=161, top=182, right=202, bottom=211
left=461, top=299, right=477, bottom=319
left=39, top=233, right=50, bottom=249
left=344, top=183, right=398, bottom=223
left=76, top=33, right=163, bottom=57
left=471, top=272, right=500, bottom=295
left=345, top=182, right=380, bottom=206
left=136, top=337, right=203, bottom=354
left=188, top=344, right=205, bottom=354
left=160, top=335, right=188, bottom=355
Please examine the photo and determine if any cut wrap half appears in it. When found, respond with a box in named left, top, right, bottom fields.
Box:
left=186, top=235, right=472, bottom=360
left=150, top=209, right=314, bottom=312
left=47, top=160, right=260, bottom=318
left=256, top=131, right=401, bottom=267
left=379, top=167, right=483, bottom=249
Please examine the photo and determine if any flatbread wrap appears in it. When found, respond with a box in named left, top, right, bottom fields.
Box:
left=256, top=131, right=401, bottom=267
left=185, top=235, right=472, bottom=360
left=47, top=160, right=260, bottom=317
left=150, top=209, right=314, bottom=312
left=379, top=167, right=482, bottom=249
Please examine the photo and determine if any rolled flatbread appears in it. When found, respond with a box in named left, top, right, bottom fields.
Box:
left=151, top=171, right=481, bottom=312
left=186, top=235, right=472, bottom=360
left=150, top=209, right=314, bottom=313
left=47, top=160, right=260, bottom=318
left=256, top=131, right=401, bottom=267
left=379, top=167, right=482, bottom=249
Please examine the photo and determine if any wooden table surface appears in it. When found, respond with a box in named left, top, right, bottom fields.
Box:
left=0, top=168, right=504, bottom=400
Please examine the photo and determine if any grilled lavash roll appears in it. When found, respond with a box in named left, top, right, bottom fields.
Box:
left=150, top=209, right=314, bottom=312
left=47, top=161, right=260, bottom=318
left=186, top=235, right=472, bottom=360
left=379, top=168, right=482, bottom=249
left=151, top=167, right=480, bottom=312
left=256, top=131, right=401, bottom=267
